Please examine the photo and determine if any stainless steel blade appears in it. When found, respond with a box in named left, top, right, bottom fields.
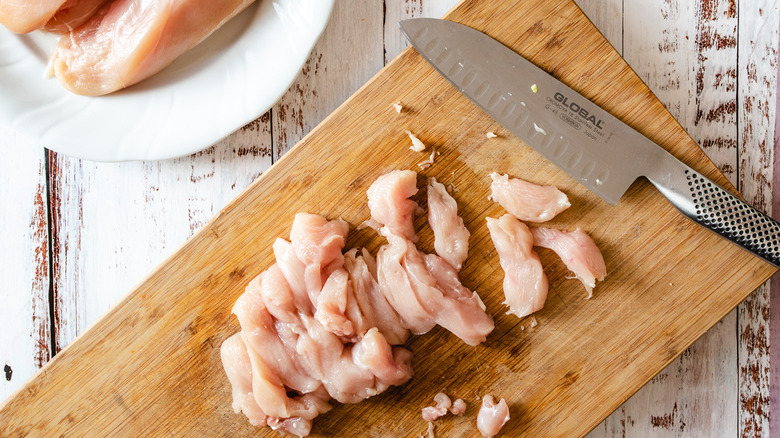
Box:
left=400, top=18, right=667, bottom=205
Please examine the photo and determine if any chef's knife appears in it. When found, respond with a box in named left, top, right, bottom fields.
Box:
left=400, top=18, right=780, bottom=268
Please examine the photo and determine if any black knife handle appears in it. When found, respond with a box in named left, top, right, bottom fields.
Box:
left=650, top=165, right=780, bottom=268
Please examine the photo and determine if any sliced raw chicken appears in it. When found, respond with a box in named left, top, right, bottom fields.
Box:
left=272, top=238, right=312, bottom=315
left=0, top=0, right=67, bottom=33
left=486, top=215, right=548, bottom=319
left=234, top=272, right=321, bottom=394
left=344, top=248, right=410, bottom=345
left=47, top=0, right=256, bottom=96
left=314, top=268, right=361, bottom=342
left=367, top=170, right=420, bottom=241
left=376, top=231, right=437, bottom=335
left=220, top=333, right=267, bottom=427
left=298, top=313, right=411, bottom=404
left=427, top=177, right=470, bottom=270
left=531, top=227, right=607, bottom=298
left=489, top=172, right=570, bottom=222
left=352, top=328, right=414, bottom=387
left=44, top=0, right=112, bottom=33
left=382, top=230, right=494, bottom=346
left=477, top=395, right=510, bottom=438
left=289, top=213, right=349, bottom=301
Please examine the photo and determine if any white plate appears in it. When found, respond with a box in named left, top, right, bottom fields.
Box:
left=0, top=0, right=334, bottom=162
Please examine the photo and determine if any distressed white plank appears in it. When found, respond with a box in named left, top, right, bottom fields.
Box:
left=383, top=0, right=457, bottom=64
left=574, top=0, right=623, bottom=53
left=49, top=117, right=272, bottom=351
left=0, top=126, right=50, bottom=402
left=272, top=0, right=384, bottom=159
left=737, top=1, right=779, bottom=436
left=589, top=0, right=739, bottom=436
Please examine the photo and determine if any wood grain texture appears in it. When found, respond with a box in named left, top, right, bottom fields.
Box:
left=590, top=1, right=740, bottom=436
left=574, top=0, right=622, bottom=54
left=737, top=2, right=779, bottom=436
left=0, top=125, right=50, bottom=402
left=48, top=120, right=272, bottom=352
left=0, top=1, right=774, bottom=436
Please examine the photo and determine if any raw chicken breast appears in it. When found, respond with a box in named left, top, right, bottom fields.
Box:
left=289, top=213, right=349, bottom=301
left=344, top=249, right=410, bottom=345
left=427, top=177, right=470, bottom=270
left=47, top=0, right=256, bottom=96
left=367, top=170, right=420, bottom=241
left=0, top=0, right=67, bottom=33
left=486, top=215, right=548, bottom=319
left=220, top=333, right=267, bottom=427
left=44, top=0, right=112, bottom=33
left=531, top=227, right=607, bottom=298
left=382, top=230, right=494, bottom=346
left=477, top=395, right=510, bottom=438
left=489, top=172, right=570, bottom=222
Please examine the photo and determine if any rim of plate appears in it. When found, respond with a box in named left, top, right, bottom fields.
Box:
left=0, top=0, right=336, bottom=162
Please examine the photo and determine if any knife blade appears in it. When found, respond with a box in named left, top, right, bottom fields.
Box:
left=400, top=18, right=780, bottom=268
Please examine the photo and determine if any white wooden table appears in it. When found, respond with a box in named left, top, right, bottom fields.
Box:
left=1, top=0, right=777, bottom=436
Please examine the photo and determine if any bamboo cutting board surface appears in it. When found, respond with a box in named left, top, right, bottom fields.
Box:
left=1, top=0, right=775, bottom=436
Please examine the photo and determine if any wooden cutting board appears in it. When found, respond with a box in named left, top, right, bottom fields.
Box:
left=1, top=0, right=774, bottom=436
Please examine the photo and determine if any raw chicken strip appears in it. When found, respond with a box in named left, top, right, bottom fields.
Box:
left=383, top=230, right=494, bottom=346
left=376, top=232, right=437, bottom=335
left=220, top=334, right=267, bottom=427
left=531, top=227, right=606, bottom=298
left=422, top=392, right=452, bottom=422
left=0, top=0, right=67, bottom=33
left=44, top=0, right=112, bottom=33
left=486, top=215, right=548, bottom=318
left=314, top=268, right=358, bottom=341
left=234, top=272, right=321, bottom=394
left=47, top=0, right=256, bottom=96
left=367, top=170, right=420, bottom=241
left=427, top=177, right=470, bottom=270
left=272, top=238, right=312, bottom=314
left=477, top=395, right=510, bottom=438
left=489, top=172, right=570, bottom=222
left=352, top=328, right=414, bottom=387
left=289, top=213, right=349, bottom=301
left=344, top=249, right=410, bottom=345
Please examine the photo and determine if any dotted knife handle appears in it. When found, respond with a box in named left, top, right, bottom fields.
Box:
left=681, top=169, right=780, bottom=268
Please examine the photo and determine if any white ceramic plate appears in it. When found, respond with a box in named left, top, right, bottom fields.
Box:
left=0, top=0, right=334, bottom=161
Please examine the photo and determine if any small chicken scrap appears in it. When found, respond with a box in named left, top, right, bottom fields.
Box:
left=477, top=395, right=510, bottom=438
left=422, top=392, right=468, bottom=421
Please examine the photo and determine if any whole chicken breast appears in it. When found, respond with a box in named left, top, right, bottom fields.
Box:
left=47, top=0, right=256, bottom=95
left=0, top=0, right=68, bottom=33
